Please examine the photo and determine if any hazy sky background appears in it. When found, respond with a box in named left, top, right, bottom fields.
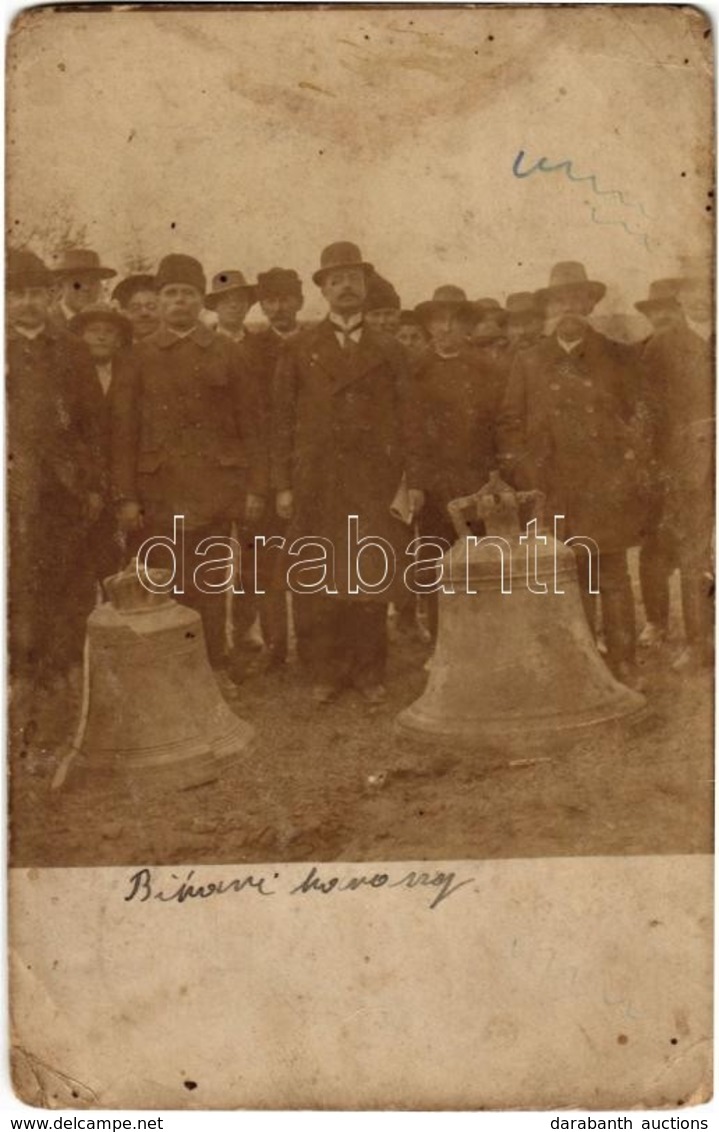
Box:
left=7, top=5, right=713, bottom=321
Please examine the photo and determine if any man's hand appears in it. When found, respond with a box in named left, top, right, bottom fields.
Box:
left=245, top=493, right=265, bottom=523
left=408, top=489, right=425, bottom=520
left=276, top=489, right=293, bottom=521
left=86, top=492, right=104, bottom=523
left=117, top=500, right=143, bottom=532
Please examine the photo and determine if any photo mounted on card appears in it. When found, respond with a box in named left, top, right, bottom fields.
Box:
left=7, top=3, right=714, bottom=1111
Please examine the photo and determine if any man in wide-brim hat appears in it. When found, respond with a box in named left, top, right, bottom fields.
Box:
left=50, top=247, right=117, bottom=326
left=206, top=269, right=257, bottom=343
left=272, top=240, right=425, bottom=705
left=112, top=273, right=160, bottom=341
left=499, top=260, right=646, bottom=688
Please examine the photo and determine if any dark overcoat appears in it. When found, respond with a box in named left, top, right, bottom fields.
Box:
left=640, top=323, right=714, bottom=544
left=412, top=347, right=507, bottom=514
left=111, top=323, right=264, bottom=530
left=271, top=318, right=424, bottom=599
left=498, top=327, right=648, bottom=551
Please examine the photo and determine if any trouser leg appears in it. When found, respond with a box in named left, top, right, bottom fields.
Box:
left=600, top=551, right=636, bottom=667
left=639, top=529, right=674, bottom=628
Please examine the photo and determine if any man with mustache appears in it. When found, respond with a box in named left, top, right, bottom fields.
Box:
left=499, top=261, right=646, bottom=689
left=272, top=241, right=425, bottom=704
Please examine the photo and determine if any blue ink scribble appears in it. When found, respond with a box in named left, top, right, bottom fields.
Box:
left=512, top=149, right=652, bottom=251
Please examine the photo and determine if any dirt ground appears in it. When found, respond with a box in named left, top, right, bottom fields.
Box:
left=9, top=560, right=714, bottom=869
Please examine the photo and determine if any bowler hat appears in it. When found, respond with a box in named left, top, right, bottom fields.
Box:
left=52, top=247, right=117, bottom=280
left=6, top=248, right=52, bottom=290
left=155, top=254, right=206, bottom=296
left=505, top=291, right=541, bottom=321
left=68, top=302, right=133, bottom=347
left=364, top=272, right=401, bottom=312
left=634, top=278, right=681, bottom=315
left=256, top=267, right=303, bottom=300
left=112, top=273, right=156, bottom=308
left=415, top=285, right=479, bottom=326
left=312, top=242, right=373, bottom=286
left=536, top=261, right=606, bottom=306
left=205, top=269, right=256, bottom=310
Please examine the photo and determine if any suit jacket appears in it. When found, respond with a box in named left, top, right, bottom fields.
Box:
left=498, top=327, right=646, bottom=549
left=271, top=318, right=424, bottom=596
left=110, top=323, right=264, bottom=529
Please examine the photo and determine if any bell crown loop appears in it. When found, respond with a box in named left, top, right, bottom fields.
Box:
left=103, top=558, right=175, bottom=614
left=447, top=471, right=545, bottom=540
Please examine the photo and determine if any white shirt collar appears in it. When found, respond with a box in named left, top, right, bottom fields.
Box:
left=329, top=312, right=363, bottom=332
left=60, top=299, right=77, bottom=324
left=170, top=325, right=199, bottom=339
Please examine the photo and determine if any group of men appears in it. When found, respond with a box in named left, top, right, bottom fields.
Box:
left=6, top=239, right=714, bottom=712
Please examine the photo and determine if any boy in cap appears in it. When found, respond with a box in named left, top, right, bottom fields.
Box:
left=396, top=310, right=430, bottom=365
left=111, top=253, right=265, bottom=674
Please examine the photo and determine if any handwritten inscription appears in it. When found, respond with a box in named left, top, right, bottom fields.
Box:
left=124, top=865, right=475, bottom=911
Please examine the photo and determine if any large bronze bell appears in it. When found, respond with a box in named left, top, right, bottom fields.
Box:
left=396, top=473, right=645, bottom=744
left=69, top=560, right=254, bottom=788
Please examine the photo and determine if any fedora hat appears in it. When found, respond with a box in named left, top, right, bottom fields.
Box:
left=7, top=248, right=53, bottom=290
left=505, top=291, right=541, bottom=321
left=415, top=285, right=479, bottom=326
left=112, top=273, right=156, bottom=308
left=68, top=302, right=133, bottom=347
left=364, top=272, right=401, bottom=312
left=52, top=247, right=117, bottom=280
left=256, top=267, right=302, bottom=299
left=205, top=269, right=257, bottom=309
left=156, top=254, right=206, bottom=295
left=312, top=242, right=373, bottom=286
left=634, top=278, right=682, bottom=315
left=536, top=261, right=606, bottom=306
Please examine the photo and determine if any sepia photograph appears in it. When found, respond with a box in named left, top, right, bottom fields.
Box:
left=5, top=1, right=714, bottom=1112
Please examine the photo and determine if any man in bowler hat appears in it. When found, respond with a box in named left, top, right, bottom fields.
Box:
left=272, top=241, right=425, bottom=704
left=111, top=253, right=265, bottom=672
left=499, top=261, right=646, bottom=688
